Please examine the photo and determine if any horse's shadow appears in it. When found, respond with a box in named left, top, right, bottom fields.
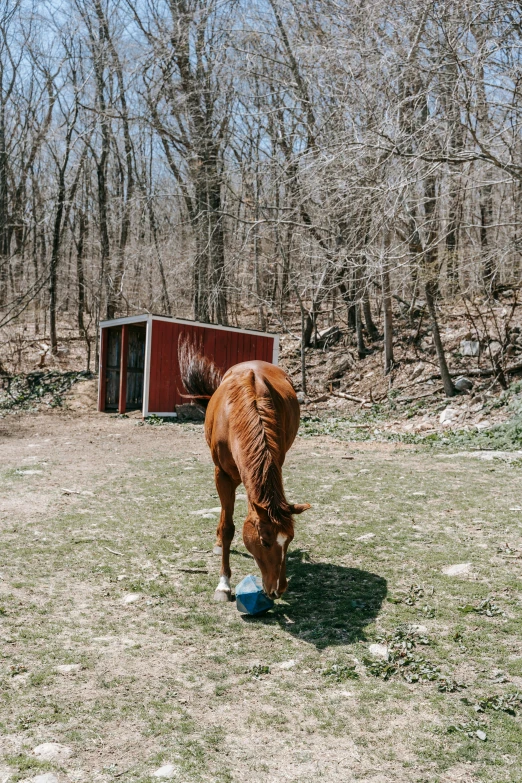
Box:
left=241, top=550, right=387, bottom=649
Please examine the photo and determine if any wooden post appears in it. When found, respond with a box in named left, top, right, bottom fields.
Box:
left=118, top=325, right=129, bottom=414
left=98, top=328, right=108, bottom=412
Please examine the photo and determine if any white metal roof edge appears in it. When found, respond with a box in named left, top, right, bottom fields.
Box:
left=99, top=314, right=150, bottom=327
left=100, top=313, right=277, bottom=339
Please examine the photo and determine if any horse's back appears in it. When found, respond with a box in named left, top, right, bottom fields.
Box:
left=205, top=360, right=300, bottom=469
left=223, top=359, right=292, bottom=390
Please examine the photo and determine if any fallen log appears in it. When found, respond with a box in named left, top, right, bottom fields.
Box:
left=427, top=359, right=522, bottom=381
left=331, top=391, right=366, bottom=403
left=396, top=388, right=444, bottom=403
left=305, top=394, right=330, bottom=404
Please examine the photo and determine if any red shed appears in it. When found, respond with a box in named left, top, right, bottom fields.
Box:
left=97, top=314, right=279, bottom=417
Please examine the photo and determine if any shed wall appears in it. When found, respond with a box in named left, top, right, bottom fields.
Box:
left=148, top=320, right=275, bottom=414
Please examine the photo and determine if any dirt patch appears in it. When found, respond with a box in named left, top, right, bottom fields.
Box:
left=1, top=406, right=521, bottom=782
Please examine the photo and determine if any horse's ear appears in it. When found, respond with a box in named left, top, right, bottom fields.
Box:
left=290, top=503, right=311, bottom=515
left=252, top=501, right=270, bottom=523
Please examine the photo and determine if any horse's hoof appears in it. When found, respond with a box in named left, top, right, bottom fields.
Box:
left=213, top=589, right=232, bottom=602
left=213, top=545, right=223, bottom=555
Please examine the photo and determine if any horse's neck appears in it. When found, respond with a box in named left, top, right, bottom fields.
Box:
left=229, top=374, right=289, bottom=524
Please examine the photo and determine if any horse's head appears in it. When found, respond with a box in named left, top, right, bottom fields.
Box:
left=243, top=502, right=311, bottom=599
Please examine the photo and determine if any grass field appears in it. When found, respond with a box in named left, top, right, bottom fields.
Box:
left=1, top=410, right=522, bottom=782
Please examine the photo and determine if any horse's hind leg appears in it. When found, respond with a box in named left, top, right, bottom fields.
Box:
left=213, top=467, right=239, bottom=602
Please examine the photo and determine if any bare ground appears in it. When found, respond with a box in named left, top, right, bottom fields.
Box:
left=1, top=382, right=522, bottom=783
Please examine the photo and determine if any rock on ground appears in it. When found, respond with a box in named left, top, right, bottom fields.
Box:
left=442, top=563, right=472, bottom=576
left=32, top=743, right=72, bottom=762
left=122, top=593, right=141, bottom=604
left=439, top=407, right=458, bottom=425
left=409, top=624, right=428, bottom=635
left=152, top=765, right=177, bottom=779
left=368, top=643, right=388, bottom=659
left=175, top=404, right=205, bottom=422
left=55, top=664, right=81, bottom=674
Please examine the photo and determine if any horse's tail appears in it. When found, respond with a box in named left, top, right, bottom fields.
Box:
left=177, top=335, right=223, bottom=409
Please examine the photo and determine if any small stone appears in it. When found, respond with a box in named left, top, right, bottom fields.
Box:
left=410, top=362, right=424, bottom=379
left=355, top=533, right=375, bottom=541
left=368, top=643, right=388, bottom=659
left=476, top=729, right=487, bottom=742
left=454, top=376, right=473, bottom=392
left=153, top=764, right=177, bottom=779
left=279, top=659, right=296, bottom=669
left=327, top=354, right=354, bottom=380
left=33, top=743, right=72, bottom=762
left=55, top=664, right=81, bottom=674
left=122, top=593, right=141, bottom=604
left=442, top=563, right=472, bottom=576
left=175, top=403, right=205, bottom=422
left=296, top=392, right=306, bottom=404
left=28, top=775, right=60, bottom=783
left=410, top=624, right=428, bottom=635
left=460, top=340, right=480, bottom=357
left=440, top=407, right=458, bottom=425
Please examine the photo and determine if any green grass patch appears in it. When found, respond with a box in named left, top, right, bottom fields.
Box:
left=2, top=419, right=522, bottom=780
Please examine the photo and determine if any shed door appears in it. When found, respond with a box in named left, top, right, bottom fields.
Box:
left=126, top=326, right=146, bottom=410
left=105, top=327, right=121, bottom=410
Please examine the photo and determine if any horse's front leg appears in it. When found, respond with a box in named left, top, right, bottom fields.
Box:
left=213, top=467, right=239, bottom=602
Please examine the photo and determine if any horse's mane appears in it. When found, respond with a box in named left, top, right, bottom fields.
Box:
left=178, top=335, right=223, bottom=409
left=228, top=370, right=293, bottom=533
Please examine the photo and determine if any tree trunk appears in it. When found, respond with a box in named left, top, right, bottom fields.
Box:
left=382, top=268, right=394, bottom=374
left=355, top=303, right=366, bottom=358
left=303, top=309, right=315, bottom=348
left=446, top=195, right=461, bottom=296
left=354, top=263, right=367, bottom=357
left=481, top=182, right=496, bottom=292
left=0, top=100, right=9, bottom=306
left=425, top=280, right=455, bottom=397
left=93, top=0, right=134, bottom=319
left=77, top=210, right=86, bottom=334
left=422, top=173, right=455, bottom=396
left=49, top=169, right=66, bottom=354
left=362, top=291, right=379, bottom=341
left=97, top=153, right=111, bottom=318
left=442, top=49, right=464, bottom=296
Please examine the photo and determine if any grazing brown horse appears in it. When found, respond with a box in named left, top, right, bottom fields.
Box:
left=179, top=340, right=310, bottom=602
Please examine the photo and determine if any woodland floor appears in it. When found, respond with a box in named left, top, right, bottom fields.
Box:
left=1, top=382, right=522, bottom=783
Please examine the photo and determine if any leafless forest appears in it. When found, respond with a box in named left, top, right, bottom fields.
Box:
left=1, top=0, right=522, bottom=395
